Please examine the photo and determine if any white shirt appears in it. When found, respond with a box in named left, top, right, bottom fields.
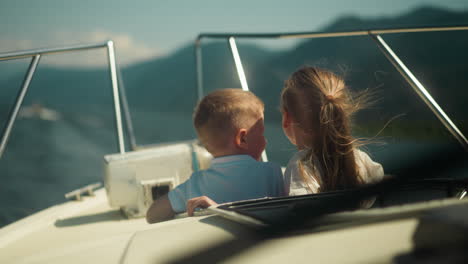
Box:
left=168, top=155, right=285, bottom=213
left=284, top=149, right=384, bottom=196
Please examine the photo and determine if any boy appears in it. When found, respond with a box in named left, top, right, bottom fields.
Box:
left=146, top=89, right=284, bottom=223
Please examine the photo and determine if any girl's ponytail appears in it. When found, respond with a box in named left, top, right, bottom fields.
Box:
left=316, top=91, right=361, bottom=191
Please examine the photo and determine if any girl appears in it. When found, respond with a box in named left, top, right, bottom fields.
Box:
left=186, top=66, right=384, bottom=214
left=281, top=66, right=383, bottom=196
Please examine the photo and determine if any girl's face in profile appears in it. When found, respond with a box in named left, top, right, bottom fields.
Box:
left=282, top=110, right=312, bottom=150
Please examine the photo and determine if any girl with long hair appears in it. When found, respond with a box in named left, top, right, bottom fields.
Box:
left=281, top=66, right=383, bottom=196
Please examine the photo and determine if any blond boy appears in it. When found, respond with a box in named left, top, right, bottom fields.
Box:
left=146, top=89, right=284, bottom=223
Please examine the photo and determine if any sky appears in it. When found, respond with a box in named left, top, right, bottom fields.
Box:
left=1, top=0, right=468, bottom=67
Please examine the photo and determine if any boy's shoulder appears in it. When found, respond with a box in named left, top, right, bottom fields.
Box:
left=187, top=168, right=204, bottom=179
left=253, top=161, right=283, bottom=177
left=261, top=160, right=282, bottom=170
left=207, top=155, right=281, bottom=173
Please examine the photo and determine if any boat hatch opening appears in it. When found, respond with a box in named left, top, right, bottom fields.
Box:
left=152, top=183, right=171, bottom=201
left=141, top=179, right=174, bottom=210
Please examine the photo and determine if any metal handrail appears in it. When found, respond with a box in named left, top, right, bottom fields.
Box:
left=0, top=40, right=136, bottom=158
left=195, top=25, right=468, bottom=152
left=196, top=25, right=468, bottom=40
left=0, top=42, right=108, bottom=61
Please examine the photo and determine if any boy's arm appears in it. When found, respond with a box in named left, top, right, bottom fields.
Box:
left=146, top=194, right=175, bottom=224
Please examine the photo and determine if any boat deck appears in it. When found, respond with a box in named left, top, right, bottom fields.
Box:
left=1, top=188, right=467, bottom=263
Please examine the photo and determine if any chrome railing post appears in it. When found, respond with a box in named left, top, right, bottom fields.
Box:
left=106, top=41, right=126, bottom=154
left=195, top=38, right=204, bottom=101
left=227, top=37, right=268, bottom=161
left=0, top=55, right=41, bottom=158
left=228, top=37, right=249, bottom=91
left=0, top=41, right=133, bottom=158
left=117, top=64, right=138, bottom=151
left=370, top=33, right=468, bottom=151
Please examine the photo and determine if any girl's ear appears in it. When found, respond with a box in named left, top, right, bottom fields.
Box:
left=282, top=111, right=291, bottom=129
left=282, top=110, right=298, bottom=146
left=234, top=128, right=248, bottom=149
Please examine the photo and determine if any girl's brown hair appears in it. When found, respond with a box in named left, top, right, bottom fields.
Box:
left=281, top=66, right=366, bottom=192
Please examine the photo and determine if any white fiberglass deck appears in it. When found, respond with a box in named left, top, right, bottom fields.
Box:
left=1, top=187, right=467, bottom=263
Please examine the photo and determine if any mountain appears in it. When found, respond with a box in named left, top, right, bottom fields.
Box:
left=251, top=6, right=468, bottom=125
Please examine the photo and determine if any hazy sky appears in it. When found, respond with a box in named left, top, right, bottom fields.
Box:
left=1, top=0, right=467, bottom=67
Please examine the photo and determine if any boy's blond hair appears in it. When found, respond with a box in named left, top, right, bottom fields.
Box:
left=193, top=89, right=264, bottom=153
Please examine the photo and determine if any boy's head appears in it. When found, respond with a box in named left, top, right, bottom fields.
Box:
left=194, top=89, right=266, bottom=160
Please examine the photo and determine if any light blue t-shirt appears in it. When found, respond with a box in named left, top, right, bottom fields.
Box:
left=168, top=155, right=285, bottom=213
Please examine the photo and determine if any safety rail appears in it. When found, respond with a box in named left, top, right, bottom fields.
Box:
left=0, top=41, right=137, bottom=158
left=195, top=25, right=468, bottom=152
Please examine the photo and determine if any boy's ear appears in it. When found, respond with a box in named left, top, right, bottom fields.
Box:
left=234, top=128, right=248, bottom=149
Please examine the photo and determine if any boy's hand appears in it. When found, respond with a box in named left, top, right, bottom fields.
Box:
left=186, top=196, right=218, bottom=216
